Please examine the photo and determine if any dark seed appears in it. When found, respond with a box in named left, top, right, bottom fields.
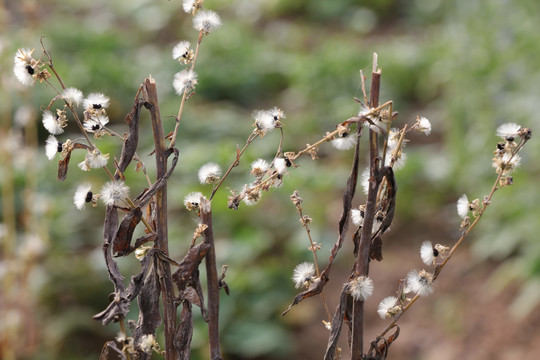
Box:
left=92, top=124, right=100, bottom=131
left=57, top=142, right=63, bottom=152
left=92, top=104, right=102, bottom=109
left=85, top=191, right=93, bottom=203
left=433, top=248, right=439, bottom=257
left=285, top=158, right=292, bottom=167
left=25, top=65, right=35, bottom=75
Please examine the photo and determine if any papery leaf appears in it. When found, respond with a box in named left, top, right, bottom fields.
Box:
left=132, top=232, right=157, bottom=250
left=281, top=277, right=328, bottom=317
left=94, top=249, right=159, bottom=325
left=370, top=236, right=383, bottom=261
left=113, top=207, right=142, bottom=257
left=132, top=255, right=162, bottom=351
left=174, top=301, right=193, bottom=360
left=134, top=148, right=179, bottom=207
left=116, top=97, right=143, bottom=176
left=324, top=285, right=352, bottom=360
left=99, top=341, right=126, bottom=360
left=57, top=151, right=71, bottom=181
left=172, top=242, right=211, bottom=291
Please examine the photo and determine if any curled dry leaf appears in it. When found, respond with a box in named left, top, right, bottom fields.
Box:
left=113, top=207, right=142, bottom=257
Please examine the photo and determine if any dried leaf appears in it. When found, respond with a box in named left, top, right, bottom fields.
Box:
left=174, top=301, right=193, bottom=360
left=132, top=255, right=161, bottom=347
left=116, top=97, right=143, bottom=176
left=370, top=236, right=383, bottom=261
left=99, top=341, right=126, bottom=360
left=324, top=285, right=352, bottom=360
left=179, top=286, right=202, bottom=308
left=172, top=242, right=211, bottom=291
left=94, top=249, right=159, bottom=325
left=133, top=233, right=157, bottom=250
left=134, top=148, right=179, bottom=207
left=57, top=151, right=71, bottom=181
left=367, top=325, right=400, bottom=360
left=113, top=207, right=142, bottom=257
left=281, top=277, right=328, bottom=317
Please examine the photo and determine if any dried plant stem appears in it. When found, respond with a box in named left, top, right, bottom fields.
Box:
left=352, top=60, right=381, bottom=359
left=169, top=32, right=204, bottom=149
left=142, top=77, right=177, bottom=360
left=294, top=204, right=331, bottom=320
left=190, top=32, right=204, bottom=72
left=210, top=132, right=258, bottom=200
left=41, top=36, right=65, bottom=90
left=290, top=129, right=341, bottom=161
left=200, top=198, right=222, bottom=360
left=170, top=91, right=187, bottom=149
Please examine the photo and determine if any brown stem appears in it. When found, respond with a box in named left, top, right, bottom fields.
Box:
left=142, top=77, right=177, bottom=360
left=200, top=198, right=222, bottom=360
left=169, top=32, right=203, bottom=150
left=41, top=36, right=66, bottom=90
left=351, top=58, right=381, bottom=359
left=209, top=132, right=258, bottom=200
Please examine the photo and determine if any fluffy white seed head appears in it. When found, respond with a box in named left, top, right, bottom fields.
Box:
left=73, top=183, right=93, bottom=210
left=252, top=110, right=276, bottom=135
left=101, top=181, right=130, bottom=207
left=193, top=10, right=222, bottom=34
left=331, top=133, right=357, bottom=150
left=45, top=135, right=60, bottom=160
left=377, top=296, right=400, bottom=319
left=347, top=276, right=374, bottom=301
left=172, top=40, right=191, bottom=60
left=83, top=93, right=110, bottom=110
left=416, top=116, right=432, bottom=135
left=173, top=70, right=198, bottom=95
left=268, top=107, right=286, bottom=121
left=78, top=148, right=109, bottom=171
left=361, top=167, right=370, bottom=195
left=184, top=192, right=205, bottom=211
left=62, top=87, right=83, bottom=107
left=457, top=194, right=469, bottom=219
left=351, top=208, right=364, bottom=227
left=42, top=110, right=64, bottom=135
left=292, top=262, right=316, bottom=289
left=420, top=241, right=436, bottom=265
left=273, top=158, right=288, bottom=175
left=13, top=49, right=36, bottom=86
left=139, top=334, right=157, bottom=354
left=496, top=122, right=521, bottom=140
left=406, top=269, right=434, bottom=297
left=198, top=162, right=222, bottom=184
left=84, top=114, right=110, bottom=133
left=250, top=159, right=270, bottom=177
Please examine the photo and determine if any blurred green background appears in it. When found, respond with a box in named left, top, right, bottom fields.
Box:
left=1, top=0, right=539, bottom=359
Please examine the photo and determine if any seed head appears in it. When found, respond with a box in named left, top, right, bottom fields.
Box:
left=292, top=262, right=316, bottom=289
left=347, top=275, right=374, bottom=301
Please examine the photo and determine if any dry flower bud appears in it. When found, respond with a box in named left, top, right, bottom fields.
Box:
left=290, top=190, right=303, bottom=206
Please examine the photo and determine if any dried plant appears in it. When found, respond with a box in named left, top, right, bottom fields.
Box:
left=12, top=2, right=532, bottom=360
